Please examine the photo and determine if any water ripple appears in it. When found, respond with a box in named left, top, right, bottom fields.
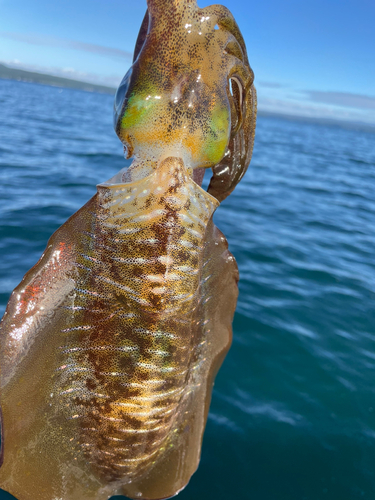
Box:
left=1, top=79, right=375, bottom=499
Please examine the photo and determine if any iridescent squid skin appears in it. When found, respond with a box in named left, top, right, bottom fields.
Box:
left=0, top=1, right=256, bottom=499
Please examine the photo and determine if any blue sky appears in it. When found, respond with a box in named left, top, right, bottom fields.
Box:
left=1, top=0, right=374, bottom=124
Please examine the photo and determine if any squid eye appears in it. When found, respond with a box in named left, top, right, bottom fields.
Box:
left=228, top=76, right=243, bottom=134
left=113, top=68, right=133, bottom=130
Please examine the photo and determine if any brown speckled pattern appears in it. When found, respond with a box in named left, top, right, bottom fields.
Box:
left=114, top=0, right=256, bottom=198
left=0, top=1, right=255, bottom=499
left=55, top=158, right=219, bottom=481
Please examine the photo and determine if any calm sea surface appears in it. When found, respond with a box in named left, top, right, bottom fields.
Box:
left=0, top=78, right=375, bottom=500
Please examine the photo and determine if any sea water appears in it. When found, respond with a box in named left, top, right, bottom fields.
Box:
left=0, top=79, right=374, bottom=500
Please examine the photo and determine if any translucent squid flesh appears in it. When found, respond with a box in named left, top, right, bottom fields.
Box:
left=0, top=1, right=256, bottom=499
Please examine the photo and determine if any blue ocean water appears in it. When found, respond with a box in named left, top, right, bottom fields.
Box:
left=0, top=78, right=375, bottom=500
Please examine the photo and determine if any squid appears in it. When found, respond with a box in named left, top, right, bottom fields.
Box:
left=0, top=0, right=256, bottom=499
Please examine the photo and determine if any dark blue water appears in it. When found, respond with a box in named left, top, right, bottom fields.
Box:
left=1, top=78, right=375, bottom=500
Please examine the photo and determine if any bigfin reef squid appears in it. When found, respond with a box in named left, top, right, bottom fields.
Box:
left=0, top=0, right=256, bottom=499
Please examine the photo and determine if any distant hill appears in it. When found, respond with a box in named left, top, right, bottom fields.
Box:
left=0, top=63, right=116, bottom=94
left=258, top=110, right=375, bottom=134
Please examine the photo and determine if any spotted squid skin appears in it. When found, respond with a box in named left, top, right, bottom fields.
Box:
left=54, top=158, right=218, bottom=481
left=0, top=156, right=238, bottom=500
left=115, top=0, right=256, bottom=200
left=0, top=0, right=255, bottom=498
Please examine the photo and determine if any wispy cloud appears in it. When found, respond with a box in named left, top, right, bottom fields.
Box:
left=0, top=32, right=132, bottom=61
left=258, top=96, right=375, bottom=125
left=258, top=81, right=285, bottom=89
left=307, top=90, right=375, bottom=110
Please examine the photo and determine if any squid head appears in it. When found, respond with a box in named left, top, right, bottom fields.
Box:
left=114, top=0, right=256, bottom=200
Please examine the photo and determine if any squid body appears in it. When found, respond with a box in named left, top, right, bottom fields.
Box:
left=0, top=0, right=256, bottom=499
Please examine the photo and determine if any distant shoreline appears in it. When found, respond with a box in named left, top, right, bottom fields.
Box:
left=1, top=62, right=374, bottom=134
left=0, top=62, right=115, bottom=95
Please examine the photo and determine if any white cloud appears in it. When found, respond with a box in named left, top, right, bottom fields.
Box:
left=307, top=90, right=375, bottom=110
left=258, top=96, right=375, bottom=125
